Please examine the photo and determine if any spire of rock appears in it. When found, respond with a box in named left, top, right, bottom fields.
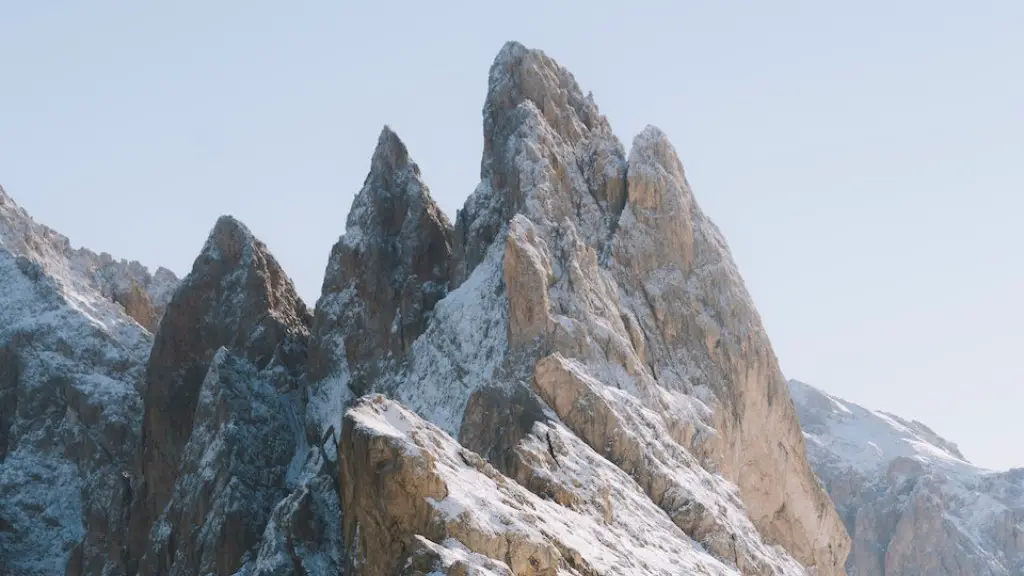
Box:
left=452, top=42, right=627, bottom=286
left=308, top=127, right=453, bottom=397
left=132, top=215, right=310, bottom=574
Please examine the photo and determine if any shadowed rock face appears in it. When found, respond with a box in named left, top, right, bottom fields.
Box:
left=309, top=127, right=453, bottom=396
left=132, top=216, right=311, bottom=574
left=140, top=349, right=299, bottom=576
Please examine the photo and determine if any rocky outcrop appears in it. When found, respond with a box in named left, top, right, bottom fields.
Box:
left=133, top=215, right=311, bottom=574
left=341, top=395, right=763, bottom=576
left=2, top=40, right=872, bottom=576
left=377, top=41, right=849, bottom=573
left=140, top=349, right=301, bottom=575
left=790, top=379, right=1024, bottom=575
left=0, top=185, right=179, bottom=333
left=309, top=126, right=453, bottom=395
left=0, top=190, right=161, bottom=575
left=243, top=473, right=343, bottom=576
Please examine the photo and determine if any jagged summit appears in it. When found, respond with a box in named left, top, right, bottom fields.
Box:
left=452, top=41, right=628, bottom=286
left=368, top=124, right=418, bottom=178
left=132, top=214, right=311, bottom=574
left=0, top=185, right=179, bottom=332
left=308, top=126, right=453, bottom=394
left=483, top=41, right=611, bottom=165
left=3, top=42, right=860, bottom=576
left=324, top=40, right=850, bottom=574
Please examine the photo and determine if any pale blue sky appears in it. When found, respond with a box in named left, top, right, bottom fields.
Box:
left=1, top=2, right=1021, bottom=469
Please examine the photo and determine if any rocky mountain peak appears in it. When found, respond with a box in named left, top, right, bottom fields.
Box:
left=452, top=43, right=627, bottom=287
left=369, top=124, right=416, bottom=178
left=790, top=379, right=1024, bottom=574
left=482, top=41, right=611, bottom=166
left=2, top=41, right=870, bottom=576
left=308, top=127, right=453, bottom=395
left=132, top=215, right=310, bottom=573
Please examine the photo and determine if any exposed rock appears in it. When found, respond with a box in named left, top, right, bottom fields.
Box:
left=401, top=536, right=514, bottom=576
left=609, top=127, right=849, bottom=572
left=0, top=188, right=165, bottom=576
left=0, top=250, right=150, bottom=576
left=140, top=349, right=300, bottom=575
left=378, top=42, right=848, bottom=573
left=0, top=40, right=883, bottom=576
left=791, top=379, right=1024, bottom=575
left=0, top=185, right=179, bottom=333
left=309, top=126, right=453, bottom=396
left=503, top=216, right=553, bottom=349
left=133, top=215, right=311, bottom=573
left=452, top=42, right=626, bottom=288
left=532, top=353, right=804, bottom=575
left=243, top=473, right=343, bottom=576
left=458, top=382, right=547, bottom=478
left=340, top=395, right=759, bottom=576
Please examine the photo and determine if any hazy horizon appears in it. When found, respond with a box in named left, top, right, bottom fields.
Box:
left=2, top=1, right=1021, bottom=469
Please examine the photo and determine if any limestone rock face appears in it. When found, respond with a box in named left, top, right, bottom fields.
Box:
left=133, top=215, right=311, bottom=573
left=309, top=126, right=453, bottom=396
left=0, top=189, right=164, bottom=576
left=341, top=395, right=771, bottom=576
left=452, top=42, right=626, bottom=288
left=370, top=42, right=849, bottom=574
left=244, top=473, right=343, bottom=576
left=790, top=379, right=1024, bottom=575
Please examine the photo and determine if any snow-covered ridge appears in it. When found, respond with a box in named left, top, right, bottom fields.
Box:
left=789, top=379, right=1024, bottom=575
left=0, top=185, right=178, bottom=334
left=789, top=379, right=973, bottom=476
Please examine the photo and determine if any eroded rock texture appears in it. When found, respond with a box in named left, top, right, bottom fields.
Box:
left=0, top=189, right=169, bottom=576
left=339, top=42, right=849, bottom=574
left=133, top=216, right=311, bottom=574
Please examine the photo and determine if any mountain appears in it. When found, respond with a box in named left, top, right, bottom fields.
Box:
left=0, top=186, right=178, bottom=575
left=1, top=42, right=851, bottom=575
left=789, top=379, right=1024, bottom=575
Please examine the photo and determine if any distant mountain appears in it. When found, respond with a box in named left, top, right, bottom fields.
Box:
left=790, top=379, right=1024, bottom=575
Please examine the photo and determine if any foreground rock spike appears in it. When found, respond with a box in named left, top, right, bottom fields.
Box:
left=309, top=126, right=453, bottom=395
left=132, top=215, right=311, bottom=573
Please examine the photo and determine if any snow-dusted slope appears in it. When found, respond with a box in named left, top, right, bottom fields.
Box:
left=343, top=395, right=762, bottom=576
left=790, top=379, right=1024, bottom=575
left=0, top=185, right=178, bottom=333
left=0, top=187, right=176, bottom=575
